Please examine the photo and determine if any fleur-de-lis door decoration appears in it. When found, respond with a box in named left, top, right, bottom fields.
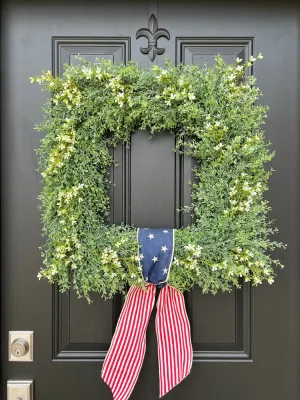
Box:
left=136, top=14, right=170, bottom=62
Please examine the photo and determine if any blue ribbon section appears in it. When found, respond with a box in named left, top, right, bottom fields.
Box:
left=137, top=228, right=174, bottom=288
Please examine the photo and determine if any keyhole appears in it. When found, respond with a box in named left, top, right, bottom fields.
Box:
left=15, top=349, right=21, bottom=356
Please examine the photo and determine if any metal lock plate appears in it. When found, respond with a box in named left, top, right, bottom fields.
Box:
left=9, top=331, right=34, bottom=362
left=7, top=380, right=33, bottom=400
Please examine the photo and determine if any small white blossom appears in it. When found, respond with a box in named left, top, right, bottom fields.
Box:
left=173, top=258, right=180, bottom=265
left=185, top=244, right=195, bottom=251
left=214, top=142, right=223, bottom=151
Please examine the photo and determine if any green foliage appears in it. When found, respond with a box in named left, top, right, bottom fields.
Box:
left=30, top=54, right=285, bottom=302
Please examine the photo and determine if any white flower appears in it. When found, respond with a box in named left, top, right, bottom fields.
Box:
left=268, top=277, right=274, bottom=284
left=185, top=244, right=195, bottom=251
left=214, top=142, right=223, bottom=151
left=250, top=56, right=256, bottom=62
left=173, top=258, right=180, bottom=265
left=257, top=52, right=263, bottom=59
left=254, top=277, right=262, bottom=284
left=188, top=93, right=195, bottom=100
left=95, top=69, right=103, bottom=79
left=82, top=66, right=93, bottom=79
left=236, top=57, right=243, bottom=64
left=193, top=246, right=202, bottom=257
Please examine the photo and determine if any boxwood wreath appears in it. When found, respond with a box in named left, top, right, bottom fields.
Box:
left=31, top=53, right=285, bottom=302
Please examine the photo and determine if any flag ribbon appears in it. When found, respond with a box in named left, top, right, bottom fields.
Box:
left=102, top=229, right=193, bottom=400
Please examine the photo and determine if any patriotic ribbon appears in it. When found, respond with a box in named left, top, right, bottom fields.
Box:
left=102, top=229, right=193, bottom=400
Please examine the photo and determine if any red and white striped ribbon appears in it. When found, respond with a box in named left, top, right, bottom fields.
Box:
left=102, top=284, right=193, bottom=400
left=156, top=284, right=193, bottom=397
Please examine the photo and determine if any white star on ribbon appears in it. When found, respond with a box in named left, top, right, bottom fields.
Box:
left=140, top=253, right=144, bottom=260
left=163, top=268, right=168, bottom=274
left=163, top=230, right=169, bottom=234
left=161, top=246, right=168, bottom=252
left=148, top=234, right=155, bottom=240
left=145, top=276, right=148, bottom=281
left=152, top=256, right=158, bottom=263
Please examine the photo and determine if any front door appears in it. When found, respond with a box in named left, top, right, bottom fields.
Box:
left=1, top=1, right=299, bottom=399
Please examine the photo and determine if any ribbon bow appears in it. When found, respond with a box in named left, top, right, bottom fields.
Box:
left=102, top=229, right=193, bottom=400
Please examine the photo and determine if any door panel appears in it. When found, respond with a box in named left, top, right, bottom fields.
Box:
left=1, top=1, right=299, bottom=399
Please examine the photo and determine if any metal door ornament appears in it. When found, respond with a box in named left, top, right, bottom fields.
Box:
left=136, top=14, right=170, bottom=61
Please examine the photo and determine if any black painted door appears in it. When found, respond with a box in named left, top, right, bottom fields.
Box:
left=1, top=1, right=299, bottom=399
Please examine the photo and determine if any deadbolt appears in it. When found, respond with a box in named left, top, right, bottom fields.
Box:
left=9, top=331, right=34, bottom=362
left=10, top=338, right=29, bottom=357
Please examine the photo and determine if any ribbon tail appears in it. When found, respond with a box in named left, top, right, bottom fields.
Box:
left=102, top=284, right=156, bottom=400
left=156, top=285, right=193, bottom=398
